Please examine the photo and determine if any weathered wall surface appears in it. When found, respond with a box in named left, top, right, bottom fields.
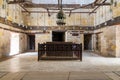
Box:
left=35, top=30, right=84, bottom=51
left=0, top=28, right=28, bottom=58
left=116, top=25, right=120, bottom=57
left=65, top=30, right=83, bottom=44
left=94, top=25, right=120, bottom=57
left=0, top=23, right=27, bottom=58
left=35, top=32, right=52, bottom=51
left=65, top=30, right=84, bottom=50
left=19, top=33, right=28, bottom=53
left=95, top=0, right=120, bottom=25
left=94, top=26, right=116, bottom=57
left=94, top=0, right=120, bottom=57
left=111, top=0, right=120, bottom=56
left=24, top=11, right=95, bottom=26
left=0, top=28, right=11, bottom=57
left=0, top=0, right=24, bottom=24
left=0, top=0, right=27, bottom=58
left=112, top=0, right=120, bottom=18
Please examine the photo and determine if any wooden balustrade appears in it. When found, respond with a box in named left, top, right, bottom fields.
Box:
left=38, top=42, right=82, bottom=61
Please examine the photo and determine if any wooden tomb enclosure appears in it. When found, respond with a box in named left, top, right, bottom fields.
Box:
left=38, top=42, right=82, bottom=61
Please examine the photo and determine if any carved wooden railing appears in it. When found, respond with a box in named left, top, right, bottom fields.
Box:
left=38, top=42, right=82, bottom=61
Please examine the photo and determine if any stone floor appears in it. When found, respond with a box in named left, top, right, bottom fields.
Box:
left=0, top=51, right=120, bottom=80
left=1, top=71, right=120, bottom=80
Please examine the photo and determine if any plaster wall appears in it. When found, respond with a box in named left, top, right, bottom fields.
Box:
left=35, top=32, right=52, bottom=51
left=0, top=0, right=24, bottom=24
left=116, top=25, right=120, bottom=57
left=94, top=26, right=116, bottom=57
left=65, top=30, right=84, bottom=46
left=95, top=0, right=120, bottom=25
left=24, top=10, right=95, bottom=26
left=35, top=30, right=84, bottom=51
left=0, top=27, right=27, bottom=58
left=93, top=0, right=120, bottom=57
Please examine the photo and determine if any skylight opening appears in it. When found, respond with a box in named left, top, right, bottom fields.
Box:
left=31, top=0, right=95, bottom=5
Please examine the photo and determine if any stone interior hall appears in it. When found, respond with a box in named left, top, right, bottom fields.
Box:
left=0, top=0, right=120, bottom=80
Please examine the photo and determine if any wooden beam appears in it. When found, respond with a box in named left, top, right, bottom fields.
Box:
left=47, top=9, right=51, bottom=17
left=69, top=10, right=72, bottom=17
left=8, top=1, right=93, bottom=9
left=8, top=0, right=25, bottom=4
left=89, top=0, right=107, bottom=15
left=8, top=1, right=80, bottom=9
left=71, top=0, right=110, bottom=11
left=8, top=0, right=32, bottom=4
left=71, top=4, right=93, bottom=11
left=25, top=25, right=94, bottom=31
left=8, top=0, right=110, bottom=10
left=71, top=0, right=99, bottom=11
left=94, top=0, right=99, bottom=4
left=24, top=4, right=80, bottom=8
left=19, top=3, right=30, bottom=13
left=48, top=8, right=72, bottom=11
left=0, top=26, right=26, bottom=33
left=94, top=32, right=103, bottom=34
left=95, top=3, right=111, bottom=6
left=0, top=16, right=26, bottom=30
left=22, top=11, right=96, bottom=14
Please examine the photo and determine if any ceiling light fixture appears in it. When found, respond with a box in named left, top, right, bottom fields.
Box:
left=56, top=0, right=66, bottom=26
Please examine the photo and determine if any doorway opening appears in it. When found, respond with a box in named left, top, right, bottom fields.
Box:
left=28, top=35, right=35, bottom=50
left=10, top=32, right=20, bottom=56
left=52, top=31, right=65, bottom=42
left=84, top=34, right=92, bottom=50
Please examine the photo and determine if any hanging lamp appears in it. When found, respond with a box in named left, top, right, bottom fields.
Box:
left=56, top=0, right=66, bottom=25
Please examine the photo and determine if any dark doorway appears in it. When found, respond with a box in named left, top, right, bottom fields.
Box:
left=52, top=31, right=65, bottom=42
left=84, top=34, right=92, bottom=50
left=28, top=35, right=35, bottom=50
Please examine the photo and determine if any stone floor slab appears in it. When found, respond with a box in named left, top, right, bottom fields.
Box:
left=22, top=72, right=69, bottom=80
left=69, top=72, right=111, bottom=80
left=1, top=71, right=120, bottom=80
left=0, top=72, right=8, bottom=78
left=0, top=51, right=120, bottom=72
left=0, top=72, right=26, bottom=80
left=105, top=72, right=120, bottom=80
left=113, top=71, right=120, bottom=76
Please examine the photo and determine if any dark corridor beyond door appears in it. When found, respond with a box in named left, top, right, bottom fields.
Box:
left=28, top=35, right=35, bottom=50
left=84, top=34, right=92, bottom=50
left=52, top=31, right=65, bottom=42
